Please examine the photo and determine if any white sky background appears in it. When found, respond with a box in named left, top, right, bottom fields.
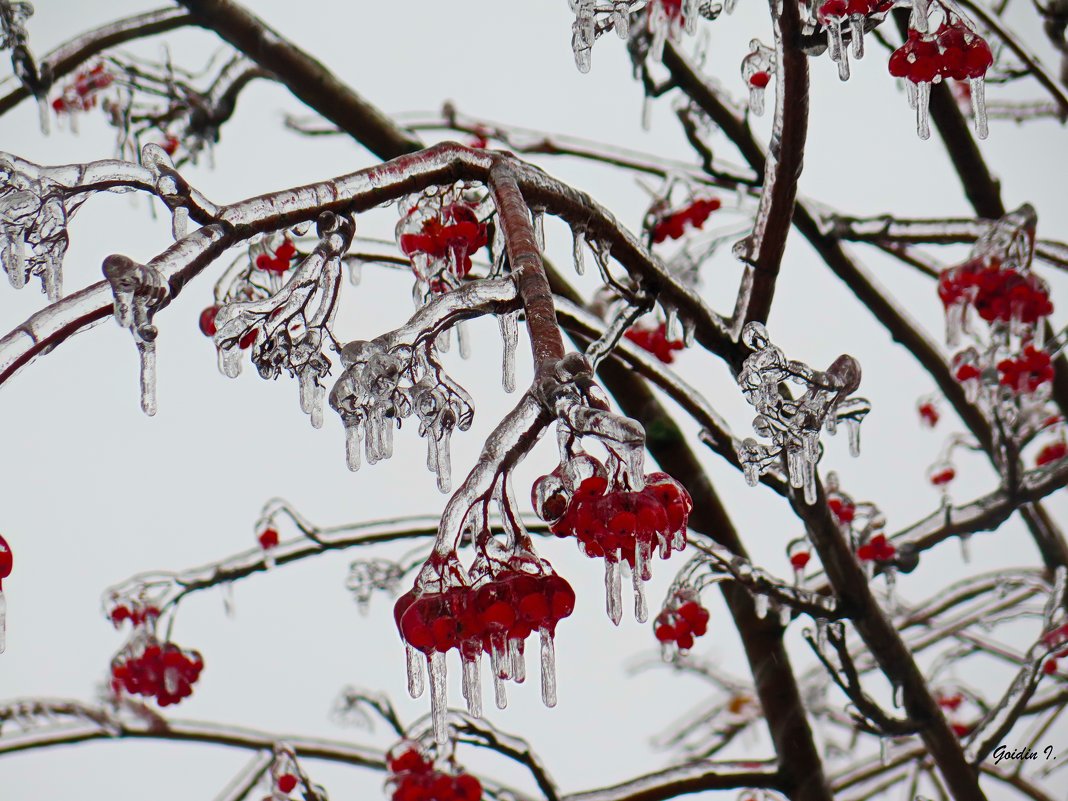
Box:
left=0, top=1, right=1067, bottom=800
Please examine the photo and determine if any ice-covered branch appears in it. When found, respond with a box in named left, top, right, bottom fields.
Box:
left=0, top=703, right=385, bottom=768
left=560, top=759, right=780, bottom=801
left=175, top=0, right=422, bottom=160
left=889, top=457, right=1068, bottom=555
left=690, top=539, right=842, bottom=620
left=449, top=713, right=559, bottom=801
left=0, top=7, right=192, bottom=117
left=731, top=0, right=809, bottom=330
left=286, top=106, right=758, bottom=189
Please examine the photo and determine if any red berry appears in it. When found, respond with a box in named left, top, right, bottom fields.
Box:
left=199, top=306, right=220, bottom=337
left=748, top=70, right=771, bottom=88
left=790, top=551, right=811, bottom=570
left=930, top=467, right=956, bottom=486
left=276, top=774, right=298, bottom=794
left=258, top=528, right=280, bottom=550
left=1036, top=442, right=1067, bottom=466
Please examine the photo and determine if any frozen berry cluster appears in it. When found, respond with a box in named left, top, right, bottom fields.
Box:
left=534, top=464, right=691, bottom=570
left=110, top=640, right=204, bottom=706
left=624, top=321, right=685, bottom=364
left=650, top=197, right=721, bottom=244
left=254, top=237, right=298, bottom=275
left=938, top=257, right=1053, bottom=328
left=386, top=741, right=482, bottom=801
left=52, top=64, right=113, bottom=115
left=398, top=199, right=487, bottom=285
left=395, top=568, right=575, bottom=659
left=889, top=22, right=993, bottom=85
left=653, top=589, right=710, bottom=652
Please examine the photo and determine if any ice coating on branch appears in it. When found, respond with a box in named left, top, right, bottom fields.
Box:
left=208, top=213, right=351, bottom=427
left=0, top=157, right=73, bottom=301
left=103, top=254, right=168, bottom=415
left=741, top=40, right=774, bottom=116
left=572, top=225, right=586, bottom=276
left=346, top=558, right=403, bottom=614
left=735, top=323, right=870, bottom=503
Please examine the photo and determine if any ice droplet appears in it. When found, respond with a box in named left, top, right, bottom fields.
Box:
left=222, top=581, right=235, bottom=617
left=429, top=651, right=448, bottom=745
left=779, top=603, right=792, bottom=627
left=406, top=643, right=424, bottom=698
left=500, top=310, right=519, bottom=393
left=892, top=681, right=903, bottom=709
left=540, top=628, right=558, bottom=707
left=605, top=558, right=623, bottom=626
left=846, top=418, right=861, bottom=457
left=462, top=656, right=483, bottom=717
left=754, top=593, right=769, bottom=620
left=572, top=226, right=586, bottom=276
left=0, top=591, right=6, bottom=654
left=138, top=340, right=157, bottom=416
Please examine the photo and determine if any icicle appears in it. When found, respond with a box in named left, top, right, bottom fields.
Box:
left=850, top=15, right=865, bottom=59
left=264, top=547, right=276, bottom=570
left=605, top=559, right=623, bottom=625
left=138, top=340, right=157, bottom=416
left=815, top=618, right=829, bottom=654
left=462, top=656, right=482, bottom=717
left=779, top=603, right=792, bottom=627
left=572, top=226, right=586, bottom=276
left=883, top=566, right=897, bottom=612
left=845, top=418, right=861, bottom=457
left=754, top=593, right=769, bottom=620
left=906, top=81, right=917, bottom=109
left=492, top=648, right=508, bottom=710
left=892, top=681, right=903, bottom=709
left=879, top=737, right=889, bottom=766
left=428, top=652, right=449, bottom=745
left=222, top=581, right=235, bottom=617
left=803, top=460, right=817, bottom=505
left=509, top=637, right=525, bottom=683
left=457, top=321, right=471, bottom=359
left=345, top=422, right=362, bottom=471
left=916, top=82, right=931, bottom=140
left=347, top=257, right=363, bottom=285
left=632, top=562, right=648, bottom=623
left=499, top=310, right=519, bottom=393
left=971, top=77, right=988, bottom=139
left=221, top=344, right=243, bottom=379
left=43, top=260, right=60, bottom=302
left=641, top=94, right=653, bottom=131
left=172, top=207, right=188, bottom=241
left=540, top=628, right=558, bottom=707
left=4, top=236, right=26, bottom=289
left=36, top=98, right=49, bottom=135
left=959, top=533, right=971, bottom=563
left=406, top=644, right=425, bottom=698
left=748, top=83, right=766, bottom=117
left=299, top=371, right=324, bottom=429
left=0, top=591, right=6, bottom=654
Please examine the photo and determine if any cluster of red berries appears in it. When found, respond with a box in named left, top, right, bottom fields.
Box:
left=395, top=568, right=575, bottom=658
left=827, top=494, right=856, bottom=527
left=651, top=198, right=721, bottom=244
left=653, top=590, right=710, bottom=651
left=110, top=639, right=204, bottom=706
left=918, top=400, right=940, bottom=428
left=1041, top=623, right=1068, bottom=675
left=51, top=64, right=113, bottom=114
left=1036, top=440, right=1067, bottom=467
left=996, top=346, right=1054, bottom=394
left=624, top=322, right=685, bottom=364
left=856, top=534, right=896, bottom=563
left=387, top=741, right=482, bottom=801
left=938, top=258, right=1053, bottom=327
left=537, top=467, right=692, bottom=569
left=255, top=237, right=298, bottom=274
left=109, top=603, right=160, bottom=628
left=399, top=203, right=488, bottom=280
left=816, top=0, right=893, bottom=22
left=889, top=23, right=993, bottom=84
